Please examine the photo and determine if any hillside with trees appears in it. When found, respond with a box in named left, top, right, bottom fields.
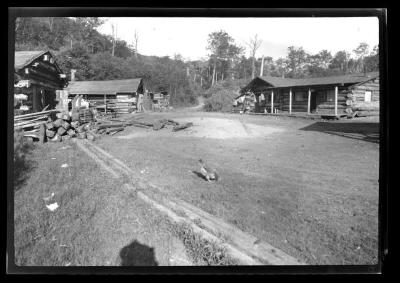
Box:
left=14, top=17, right=379, bottom=109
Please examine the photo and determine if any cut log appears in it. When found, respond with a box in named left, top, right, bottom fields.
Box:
left=46, top=129, right=56, bottom=138
left=62, top=113, right=71, bottom=121
left=97, top=123, right=125, bottom=130
left=345, top=107, right=353, bottom=114
left=67, top=129, right=76, bottom=137
left=172, top=122, right=193, bottom=132
left=53, top=119, right=63, bottom=128
left=346, top=100, right=352, bottom=106
left=46, top=122, right=55, bottom=130
left=62, top=121, right=71, bottom=130
left=70, top=121, right=80, bottom=129
left=153, top=121, right=165, bottom=130
left=106, top=127, right=124, bottom=134
left=57, top=127, right=67, bottom=136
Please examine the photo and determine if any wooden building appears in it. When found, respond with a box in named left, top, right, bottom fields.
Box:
left=150, top=91, right=170, bottom=111
left=14, top=50, right=67, bottom=113
left=237, top=72, right=379, bottom=116
left=66, top=78, right=145, bottom=113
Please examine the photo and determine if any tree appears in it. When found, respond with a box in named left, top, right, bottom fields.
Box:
left=286, top=46, right=308, bottom=78
left=133, top=30, right=139, bottom=58
left=353, top=42, right=370, bottom=73
left=207, top=30, right=242, bottom=85
left=111, top=23, right=117, bottom=57
left=246, top=34, right=262, bottom=79
left=330, top=50, right=350, bottom=73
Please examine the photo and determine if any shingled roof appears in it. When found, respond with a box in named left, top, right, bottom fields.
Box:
left=67, top=78, right=143, bottom=95
left=14, top=50, right=48, bottom=70
left=243, top=72, right=379, bottom=93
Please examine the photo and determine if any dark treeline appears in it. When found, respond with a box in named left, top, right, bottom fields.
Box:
left=15, top=18, right=379, bottom=107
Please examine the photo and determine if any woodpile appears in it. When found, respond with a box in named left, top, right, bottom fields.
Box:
left=16, top=107, right=193, bottom=143
left=14, top=109, right=59, bottom=130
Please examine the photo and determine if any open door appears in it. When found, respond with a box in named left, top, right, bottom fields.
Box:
left=310, top=92, right=317, bottom=113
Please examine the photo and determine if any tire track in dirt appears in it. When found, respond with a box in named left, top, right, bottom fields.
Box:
left=73, top=139, right=305, bottom=265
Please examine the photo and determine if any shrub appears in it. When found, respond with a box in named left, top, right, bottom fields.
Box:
left=203, top=89, right=238, bottom=112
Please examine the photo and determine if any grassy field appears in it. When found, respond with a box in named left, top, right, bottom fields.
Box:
left=13, top=142, right=191, bottom=266
left=95, top=111, right=379, bottom=265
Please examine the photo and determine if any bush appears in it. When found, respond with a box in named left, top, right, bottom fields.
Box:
left=203, top=89, right=238, bottom=112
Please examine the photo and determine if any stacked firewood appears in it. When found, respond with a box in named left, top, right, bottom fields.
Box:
left=43, top=112, right=96, bottom=142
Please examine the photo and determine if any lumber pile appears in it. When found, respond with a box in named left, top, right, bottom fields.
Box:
left=14, top=109, right=60, bottom=130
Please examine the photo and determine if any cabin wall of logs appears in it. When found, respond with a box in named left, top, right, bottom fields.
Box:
left=237, top=78, right=379, bottom=116
left=14, top=52, right=66, bottom=114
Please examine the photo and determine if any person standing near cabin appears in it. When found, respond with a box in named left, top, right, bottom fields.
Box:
left=137, top=93, right=143, bottom=112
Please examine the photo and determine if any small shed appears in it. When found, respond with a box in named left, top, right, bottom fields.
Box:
left=238, top=72, right=379, bottom=116
left=66, top=78, right=145, bottom=113
left=150, top=91, right=170, bottom=111
left=14, top=50, right=67, bottom=113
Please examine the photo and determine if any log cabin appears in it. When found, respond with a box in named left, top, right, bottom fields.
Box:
left=14, top=50, right=67, bottom=114
left=237, top=72, right=379, bottom=117
left=65, top=78, right=145, bottom=113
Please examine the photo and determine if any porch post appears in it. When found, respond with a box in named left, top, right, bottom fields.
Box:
left=104, top=94, right=107, bottom=114
left=307, top=88, right=311, bottom=114
left=334, top=86, right=338, bottom=116
left=289, top=88, right=292, bottom=114
left=271, top=90, right=274, bottom=114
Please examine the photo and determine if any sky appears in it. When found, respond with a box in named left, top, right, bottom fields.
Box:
left=96, top=17, right=379, bottom=61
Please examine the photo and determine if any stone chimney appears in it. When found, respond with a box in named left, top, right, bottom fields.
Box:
left=71, top=69, right=77, bottom=81
left=260, top=55, right=264, bottom=77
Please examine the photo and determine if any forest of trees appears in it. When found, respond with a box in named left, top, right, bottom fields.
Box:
left=14, top=17, right=379, bottom=107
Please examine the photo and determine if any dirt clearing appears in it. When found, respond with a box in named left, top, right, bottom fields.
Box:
left=117, top=117, right=284, bottom=140
left=96, top=111, right=379, bottom=265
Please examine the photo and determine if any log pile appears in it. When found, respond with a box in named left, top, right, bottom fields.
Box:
left=17, top=108, right=194, bottom=143
left=14, top=109, right=59, bottom=130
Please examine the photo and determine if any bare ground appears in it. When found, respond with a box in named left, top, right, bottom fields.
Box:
left=96, top=111, right=379, bottom=265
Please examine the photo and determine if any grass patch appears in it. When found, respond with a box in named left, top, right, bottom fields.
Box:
left=14, top=129, right=36, bottom=190
left=171, top=222, right=238, bottom=266
left=14, top=142, right=123, bottom=266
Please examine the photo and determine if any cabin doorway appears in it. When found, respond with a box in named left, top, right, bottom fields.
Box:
left=310, top=92, right=317, bottom=113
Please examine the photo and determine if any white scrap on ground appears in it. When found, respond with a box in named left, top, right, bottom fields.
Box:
left=46, top=202, right=59, bottom=211
left=61, top=164, right=69, bottom=168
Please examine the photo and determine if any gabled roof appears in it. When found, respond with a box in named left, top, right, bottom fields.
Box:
left=14, top=50, right=48, bottom=70
left=67, top=78, right=143, bottom=95
left=245, top=72, right=379, bottom=91
left=15, top=50, right=64, bottom=76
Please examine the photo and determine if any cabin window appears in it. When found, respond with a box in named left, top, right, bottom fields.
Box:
left=364, top=91, right=372, bottom=102
left=295, top=92, right=306, bottom=102
left=326, top=90, right=335, bottom=102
